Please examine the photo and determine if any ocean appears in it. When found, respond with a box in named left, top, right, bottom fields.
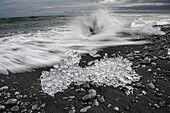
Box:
left=0, top=10, right=170, bottom=95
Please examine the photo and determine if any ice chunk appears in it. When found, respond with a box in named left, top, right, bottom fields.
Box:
left=136, top=17, right=146, bottom=24
left=40, top=51, right=140, bottom=96
left=131, top=17, right=146, bottom=28
left=168, top=48, right=170, bottom=56
left=130, top=18, right=165, bottom=35
left=88, top=49, right=98, bottom=56
left=122, top=86, right=134, bottom=96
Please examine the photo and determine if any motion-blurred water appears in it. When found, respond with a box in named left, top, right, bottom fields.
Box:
left=0, top=9, right=169, bottom=74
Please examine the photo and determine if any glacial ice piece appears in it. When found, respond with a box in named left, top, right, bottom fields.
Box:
left=131, top=17, right=146, bottom=28
left=168, top=48, right=170, bottom=56
left=135, top=17, right=146, bottom=24
left=40, top=51, right=140, bottom=96
left=130, top=17, right=165, bottom=35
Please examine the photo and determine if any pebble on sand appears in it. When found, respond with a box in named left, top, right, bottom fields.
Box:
left=5, top=99, right=17, bottom=106
left=82, top=89, right=97, bottom=101
left=0, top=105, right=5, bottom=111
left=113, top=106, right=119, bottom=111
left=0, top=86, right=8, bottom=91
left=80, top=106, right=91, bottom=113
left=11, top=105, right=19, bottom=112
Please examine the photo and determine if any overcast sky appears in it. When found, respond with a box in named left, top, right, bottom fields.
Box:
left=0, top=0, right=170, bottom=18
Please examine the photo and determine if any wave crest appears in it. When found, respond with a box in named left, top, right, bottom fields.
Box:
left=0, top=9, right=166, bottom=74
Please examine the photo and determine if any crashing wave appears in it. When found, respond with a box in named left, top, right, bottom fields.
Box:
left=0, top=9, right=166, bottom=74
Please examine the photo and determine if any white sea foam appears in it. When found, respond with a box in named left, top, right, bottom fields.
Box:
left=40, top=51, right=140, bottom=96
left=0, top=9, right=167, bottom=74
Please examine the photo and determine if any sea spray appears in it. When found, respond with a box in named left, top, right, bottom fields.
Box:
left=71, top=9, right=122, bottom=37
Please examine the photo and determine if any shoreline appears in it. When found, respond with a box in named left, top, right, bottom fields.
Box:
left=0, top=26, right=170, bottom=113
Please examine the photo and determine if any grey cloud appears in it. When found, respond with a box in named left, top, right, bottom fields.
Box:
left=0, top=0, right=170, bottom=18
left=101, top=0, right=170, bottom=3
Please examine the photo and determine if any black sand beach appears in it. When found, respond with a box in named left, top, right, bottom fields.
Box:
left=0, top=25, right=170, bottom=113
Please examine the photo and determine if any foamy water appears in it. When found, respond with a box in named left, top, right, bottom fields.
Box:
left=0, top=9, right=168, bottom=74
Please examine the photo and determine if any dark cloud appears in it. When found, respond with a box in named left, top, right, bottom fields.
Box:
left=101, top=0, right=170, bottom=3
left=111, top=4, right=170, bottom=13
left=137, top=0, right=170, bottom=3
left=0, top=0, right=170, bottom=18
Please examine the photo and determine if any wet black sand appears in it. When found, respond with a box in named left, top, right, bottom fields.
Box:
left=0, top=26, right=170, bottom=113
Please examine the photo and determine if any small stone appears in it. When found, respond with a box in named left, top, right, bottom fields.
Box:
left=13, top=82, right=19, bottom=85
left=70, top=87, right=74, bottom=90
left=81, top=102, right=88, bottom=106
left=133, top=83, right=143, bottom=88
left=126, top=106, right=130, bottom=110
left=34, top=97, right=39, bottom=101
left=107, top=104, right=112, bottom=108
left=62, top=97, right=68, bottom=100
left=113, top=106, right=119, bottom=111
left=152, top=56, right=158, bottom=61
left=82, top=94, right=96, bottom=101
left=0, top=105, right=5, bottom=111
left=5, top=99, right=17, bottom=106
left=167, top=104, right=170, bottom=108
left=152, top=79, right=156, bottom=83
left=143, top=46, right=148, bottom=50
left=4, top=93, right=10, bottom=97
left=159, top=101, right=165, bottom=107
left=16, top=95, right=22, bottom=99
left=82, top=83, right=90, bottom=89
left=88, top=89, right=96, bottom=95
left=155, top=92, right=163, bottom=97
left=146, top=83, right=155, bottom=89
left=23, top=95, right=27, bottom=99
left=134, top=56, right=140, bottom=59
left=142, top=90, right=147, bottom=95
left=148, top=69, right=152, bottom=72
left=27, top=109, right=33, bottom=113
left=134, top=51, right=140, bottom=54
left=21, top=109, right=27, bottom=113
left=142, top=57, right=151, bottom=64
left=40, top=103, right=46, bottom=108
left=11, top=106, right=19, bottom=112
left=98, top=96, right=105, bottom=103
left=156, top=68, right=161, bottom=71
left=69, top=109, right=76, bottom=113
left=32, top=104, right=38, bottom=110
left=80, top=106, right=91, bottom=113
left=153, top=103, right=160, bottom=109
left=127, top=57, right=134, bottom=61
left=88, top=102, right=93, bottom=105
left=130, top=99, right=136, bottom=103
left=64, top=107, right=68, bottom=110
left=14, top=92, right=20, bottom=95
left=156, top=88, right=159, bottom=91
left=75, top=88, right=85, bottom=92
left=142, top=65, right=146, bottom=68
left=69, top=96, right=75, bottom=99
left=151, top=62, right=157, bottom=67
left=92, top=99, right=99, bottom=106
left=82, top=89, right=97, bottom=101
left=0, top=86, right=8, bottom=91
left=0, top=79, right=5, bottom=84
